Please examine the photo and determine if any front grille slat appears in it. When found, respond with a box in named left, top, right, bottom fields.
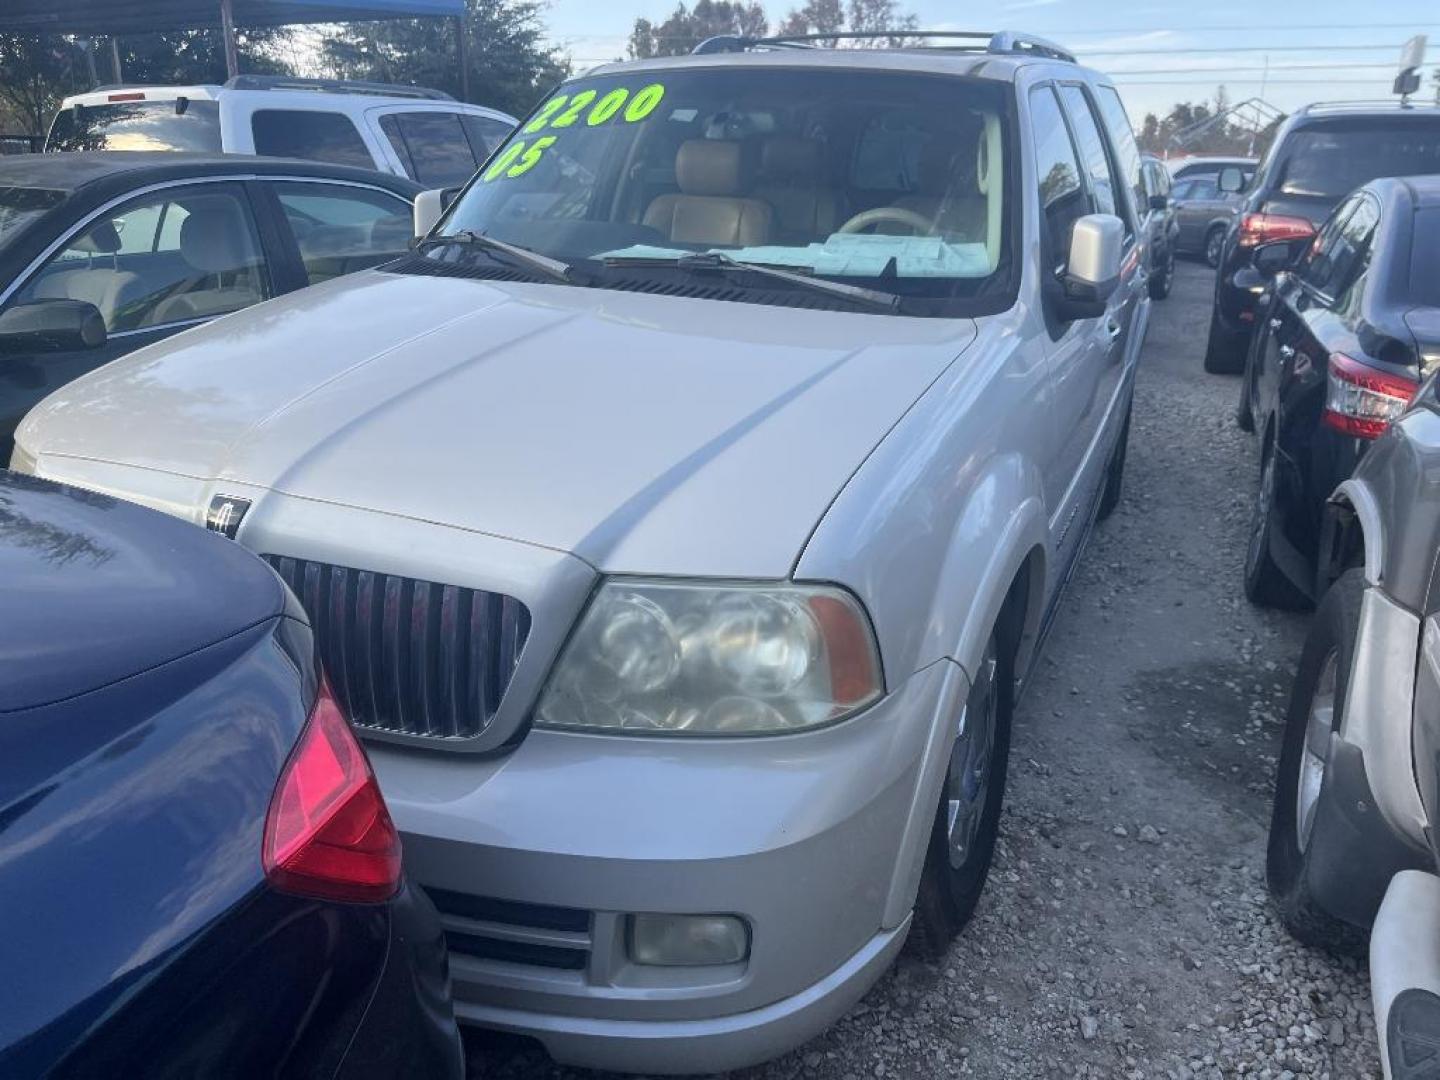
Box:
left=266, top=556, right=529, bottom=742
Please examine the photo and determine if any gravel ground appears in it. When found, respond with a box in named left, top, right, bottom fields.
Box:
left=472, top=261, right=1381, bottom=1080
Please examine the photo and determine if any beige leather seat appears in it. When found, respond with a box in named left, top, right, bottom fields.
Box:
left=753, top=137, right=837, bottom=245
left=29, top=222, right=143, bottom=329
left=149, top=204, right=263, bottom=325
left=895, top=131, right=987, bottom=241
left=643, top=140, right=774, bottom=248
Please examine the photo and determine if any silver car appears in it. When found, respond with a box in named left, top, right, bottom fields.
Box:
left=11, top=30, right=1149, bottom=1074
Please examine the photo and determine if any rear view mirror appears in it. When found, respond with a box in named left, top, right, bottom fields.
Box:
left=1057, top=214, right=1124, bottom=320
left=1218, top=167, right=1245, bottom=194
left=0, top=299, right=106, bottom=353
left=1251, top=241, right=1296, bottom=277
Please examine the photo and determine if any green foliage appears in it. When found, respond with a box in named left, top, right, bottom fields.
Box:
left=0, top=34, right=85, bottom=134
left=114, top=28, right=294, bottom=86
left=320, top=0, right=569, bottom=117
left=629, top=2, right=769, bottom=59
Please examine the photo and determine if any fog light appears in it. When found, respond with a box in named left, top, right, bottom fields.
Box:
left=628, top=914, right=749, bottom=967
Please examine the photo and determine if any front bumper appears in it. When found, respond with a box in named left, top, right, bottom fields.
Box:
left=368, top=658, right=968, bottom=1074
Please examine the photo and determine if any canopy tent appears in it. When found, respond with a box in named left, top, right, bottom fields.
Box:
left=0, top=0, right=467, bottom=81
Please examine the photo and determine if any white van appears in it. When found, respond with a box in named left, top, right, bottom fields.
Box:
left=47, top=76, right=517, bottom=189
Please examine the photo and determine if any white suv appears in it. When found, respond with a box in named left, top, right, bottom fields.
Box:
left=47, top=76, right=517, bottom=189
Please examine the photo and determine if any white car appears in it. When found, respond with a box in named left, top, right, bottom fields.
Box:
left=16, top=30, right=1151, bottom=1075
left=47, top=76, right=517, bottom=189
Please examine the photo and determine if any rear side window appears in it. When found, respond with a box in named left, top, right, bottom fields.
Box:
left=379, top=111, right=482, bottom=187
left=47, top=100, right=221, bottom=153
left=251, top=110, right=374, bottom=169
left=1303, top=195, right=1378, bottom=302
left=1030, top=85, right=1087, bottom=269
left=1412, top=208, right=1440, bottom=306
left=461, top=115, right=513, bottom=157
left=1094, top=87, right=1144, bottom=223
left=274, top=182, right=413, bottom=285
left=1278, top=122, right=1440, bottom=198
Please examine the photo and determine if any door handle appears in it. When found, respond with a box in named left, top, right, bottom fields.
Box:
left=1106, top=319, right=1123, bottom=340
left=1279, top=344, right=1295, bottom=360
left=1269, top=317, right=1283, bottom=330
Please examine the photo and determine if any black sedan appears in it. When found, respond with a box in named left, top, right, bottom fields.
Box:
left=0, top=471, right=463, bottom=1078
left=1238, top=175, right=1440, bottom=609
left=0, top=152, right=421, bottom=460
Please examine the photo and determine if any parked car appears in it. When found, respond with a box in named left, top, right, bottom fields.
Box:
left=49, top=77, right=517, bottom=189
left=0, top=151, right=420, bottom=460
left=0, top=470, right=463, bottom=1079
left=1260, top=381, right=1440, bottom=1076
left=1170, top=172, right=1244, bottom=266
left=1167, top=154, right=1257, bottom=185
left=12, top=30, right=1150, bottom=1074
left=1204, top=101, right=1440, bottom=374
left=1237, top=175, right=1440, bottom=609
left=1141, top=153, right=1177, bottom=298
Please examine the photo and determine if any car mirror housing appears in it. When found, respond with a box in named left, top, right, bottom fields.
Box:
left=1057, top=214, right=1124, bottom=321
left=1251, top=241, right=1296, bottom=277
left=411, top=186, right=464, bottom=241
left=0, top=299, right=106, bottom=354
left=1218, top=167, right=1245, bottom=194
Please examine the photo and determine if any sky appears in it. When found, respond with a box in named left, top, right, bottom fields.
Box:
left=539, top=0, right=1440, bottom=124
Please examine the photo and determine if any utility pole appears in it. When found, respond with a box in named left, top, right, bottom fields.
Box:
left=111, top=37, right=124, bottom=84
left=456, top=15, right=470, bottom=102
left=219, top=0, right=240, bottom=80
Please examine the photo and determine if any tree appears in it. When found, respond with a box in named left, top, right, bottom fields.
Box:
left=0, top=34, right=83, bottom=135
left=628, top=2, right=769, bottom=59
left=776, top=0, right=843, bottom=37
left=321, top=0, right=569, bottom=116
left=842, top=0, right=918, bottom=46
left=113, top=28, right=294, bottom=85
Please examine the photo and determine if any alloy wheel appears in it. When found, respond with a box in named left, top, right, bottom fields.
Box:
left=1245, top=452, right=1276, bottom=582
left=1295, top=650, right=1338, bottom=853
left=1206, top=231, right=1224, bottom=267
left=947, top=639, right=999, bottom=870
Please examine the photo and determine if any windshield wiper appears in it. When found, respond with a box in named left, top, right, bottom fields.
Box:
left=417, top=229, right=574, bottom=285
left=605, top=250, right=902, bottom=314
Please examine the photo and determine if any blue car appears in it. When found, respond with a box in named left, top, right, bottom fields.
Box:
left=0, top=471, right=463, bottom=1078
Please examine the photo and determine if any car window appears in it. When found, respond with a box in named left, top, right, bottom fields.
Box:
left=274, top=182, right=414, bottom=285
left=1189, top=177, right=1220, bottom=200
left=1170, top=179, right=1195, bottom=201
left=461, top=115, right=513, bottom=158
left=1278, top=122, right=1440, bottom=198
left=251, top=109, right=374, bottom=169
left=1057, top=85, right=1127, bottom=233
left=11, top=184, right=270, bottom=333
left=1305, top=195, right=1378, bottom=303
left=1411, top=208, right=1440, bottom=307
left=379, top=112, right=481, bottom=187
left=1094, top=87, right=1144, bottom=223
left=0, top=186, right=65, bottom=245
left=1030, top=85, right=1088, bottom=271
left=1297, top=195, right=1360, bottom=294
left=46, top=100, right=222, bottom=153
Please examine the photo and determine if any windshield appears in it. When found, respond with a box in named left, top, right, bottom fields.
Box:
left=440, top=67, right=1016, bottom=315
left=46, top=100, right=222, bottom=153
left=1278, top=120, right=1440, bottom=199
left=0, top=187, right=65, bottom=247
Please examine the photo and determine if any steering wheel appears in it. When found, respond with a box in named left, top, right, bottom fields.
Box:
left=837, top=207, right=935, bottom=236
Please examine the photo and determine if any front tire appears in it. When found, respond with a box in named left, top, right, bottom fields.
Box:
left=1148, top=249, right=1174, bottom=300
left=1266, top=569, right=1367, bottom=955
left=911, top=633, right=1013, bottom=959
left=1243, top=439, right=1310, bottom=610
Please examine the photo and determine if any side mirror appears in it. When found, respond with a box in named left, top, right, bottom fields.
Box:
left=0, top=299, right=106, bottom=353
left=1251, top=241, right=1296, bottom=277
left=1149, top=193, right=1169, bottom=211
left=1056, top=214, right=1124, bottom=321
left=1218, top=167, right=1245, bottom=194
left=411, top=186, right=462, bottom=240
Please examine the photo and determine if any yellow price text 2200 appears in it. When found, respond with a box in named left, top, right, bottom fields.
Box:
left=483, top=83, right=667, bottom=183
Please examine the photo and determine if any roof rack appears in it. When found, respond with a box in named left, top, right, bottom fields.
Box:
left=1301, top=98, right=1440, bottom=113
left=692, top=29, right=1075, bottom=63
left=223, top=75, right=453, bottom=101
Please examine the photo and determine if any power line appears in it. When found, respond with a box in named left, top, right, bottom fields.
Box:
left=1076, top=42, right=1416, bottom=55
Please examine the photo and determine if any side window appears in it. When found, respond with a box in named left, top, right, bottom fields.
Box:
left=1094, top=86, right=1144, bottom=225
left=1298, top=197, right=1360, bottom=294
left=12, top=185, right=270, bottom=332
left=378, top=111, right=481, bottom=187
left=273, top=182, right=414, bottom=285
left=461, top=115, right=514, bottom=158
left=1057, top=85, right=1126, bottom=231
left=1190, top=177, right=1220, bottom=201
left=251, top=110, right=374, bottom=169
left=1030, top=85, right=1087, bottom=271
left=1311, top=196, right=1379, bottom=303
left=1170, top=179, right=1195, bottom=201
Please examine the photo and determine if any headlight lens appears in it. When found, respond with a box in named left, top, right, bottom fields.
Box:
left=536, top=580, right=882, bottom=735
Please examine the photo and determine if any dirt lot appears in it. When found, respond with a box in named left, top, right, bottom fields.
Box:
left=474, top=261, right=1382, bottom=1080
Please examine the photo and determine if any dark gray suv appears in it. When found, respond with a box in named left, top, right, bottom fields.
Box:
left=1262, top=379, right=1440, bottom=1075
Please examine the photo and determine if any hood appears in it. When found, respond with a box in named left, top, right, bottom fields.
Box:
left=20, top=270, right=974, bottom=576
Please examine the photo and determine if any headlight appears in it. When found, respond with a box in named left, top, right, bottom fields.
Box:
left=536, top=580, right=882, bottom=735
left=8, top=441, right=37, bottom=476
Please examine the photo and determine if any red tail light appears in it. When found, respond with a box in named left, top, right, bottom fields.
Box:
left=107, top=92, right=146, bottom=102
left=1323, top=353, right=1419, bottom=440
left=1237, top=212, right=1315, bottom=249
left=263, top=680, right=401, bottom=904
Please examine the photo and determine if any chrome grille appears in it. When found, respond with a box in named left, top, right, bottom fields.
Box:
left=266, top=556, right=530, bottom=740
